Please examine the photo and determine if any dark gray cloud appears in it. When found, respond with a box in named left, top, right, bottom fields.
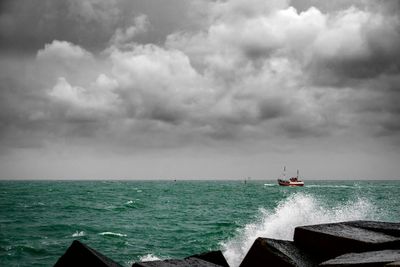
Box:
left=0, top=0, right=194, bottom=52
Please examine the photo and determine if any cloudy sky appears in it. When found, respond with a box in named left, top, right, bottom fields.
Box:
left=0, top=0, right=399, bottom=180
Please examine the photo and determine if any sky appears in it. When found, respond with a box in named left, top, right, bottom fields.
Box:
left=0, top=0, right=399, bottom=180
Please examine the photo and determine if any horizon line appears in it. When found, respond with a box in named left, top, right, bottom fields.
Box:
left=0, top=178, right=399, bottom=181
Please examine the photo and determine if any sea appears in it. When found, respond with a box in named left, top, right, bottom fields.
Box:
left=0, top=180, right=399, bottom=267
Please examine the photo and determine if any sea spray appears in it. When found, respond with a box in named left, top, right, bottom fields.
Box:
left=139, top=254, right=161, bottom=262
left=221, top=192, right=377, bottom=267
left=72, top=231, right=85, bottom=237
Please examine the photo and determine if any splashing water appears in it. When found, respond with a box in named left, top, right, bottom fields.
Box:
left=139, top=254, right=161, bottom=262
left=72, top=231, right=85, bottom=237
left=221, top=193, right=376, bottom=267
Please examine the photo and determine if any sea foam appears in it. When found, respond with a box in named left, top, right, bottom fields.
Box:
left=99, top=232, right=127, bottom=237
left=263, top=183, right=276, bottom=187
left=221, top=192, right=376, bottom=267
left=72, top=231, right=85, bottom=237
left=139, top=254, right=161, bottom=262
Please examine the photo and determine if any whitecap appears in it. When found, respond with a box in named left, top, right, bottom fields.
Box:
left=306, top=184, right=353, bottom=188
left=221, top=192, right=376, bottom=267
left=263, top=183, right=275, bottom=187
left=99, top=232, right=127, bottom=237
left=72, top=231, right=85, bottom=237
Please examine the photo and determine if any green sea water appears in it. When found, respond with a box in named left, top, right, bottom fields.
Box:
left=0, top=180, right=399, bottom=267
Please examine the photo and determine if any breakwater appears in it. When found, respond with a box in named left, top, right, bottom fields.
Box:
left=54, top=220, right=400, bottom=266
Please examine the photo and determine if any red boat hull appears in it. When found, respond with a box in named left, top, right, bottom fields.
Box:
left=277, top=179, right=304, bottom=186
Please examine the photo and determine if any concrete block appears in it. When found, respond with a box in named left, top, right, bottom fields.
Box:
left=239, top=237, right=317, bottom=267
left=54, top=240, right=123, bottom=267
left=319, top=249, right=400, bottom=267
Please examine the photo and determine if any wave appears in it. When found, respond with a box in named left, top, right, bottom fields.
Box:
left=221, top=192, right=377, bottom=267
left=263, top=183, right=276, bottom=187
left=98, top=232, right=127, bottom=237
left=306, top=184, right=355, bottom=188
left=21, top=201, right=46, bottom=209
left=127, top=254, right=161, bottom=267
left=72, top=231, right=85, bottom=237
left=7, top=244, right=47, bottom=255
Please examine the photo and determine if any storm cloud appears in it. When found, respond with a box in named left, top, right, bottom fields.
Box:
left=0, top=0, right=399, bottom=179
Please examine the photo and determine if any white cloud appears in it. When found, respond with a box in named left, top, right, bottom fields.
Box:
left=95, top=73, right=119, bottom=91
left=37, top=40, right=93, bottom=61
left=312, top=7, right=370, bottom=60
left=109, top=44, right=214, bottom=122
left=48, top=75, right=120, bottom=119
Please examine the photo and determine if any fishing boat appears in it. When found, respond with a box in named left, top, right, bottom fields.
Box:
left=277, top=167, right=304, bottom=186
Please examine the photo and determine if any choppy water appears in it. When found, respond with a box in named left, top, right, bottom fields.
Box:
left=0, top=180, right=399, bottom=267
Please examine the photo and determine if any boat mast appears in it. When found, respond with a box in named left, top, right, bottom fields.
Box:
left=297, top=169, right=299, bottom=179
left=283, top=166, right=286, bottom=179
